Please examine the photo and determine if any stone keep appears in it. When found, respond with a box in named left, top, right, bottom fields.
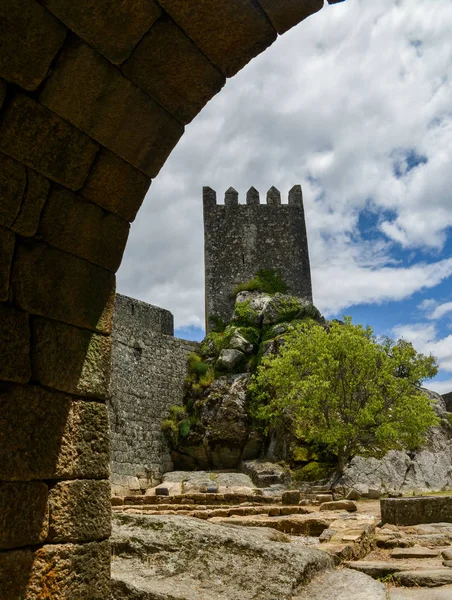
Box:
left=203, top=185, right=312, bottom=329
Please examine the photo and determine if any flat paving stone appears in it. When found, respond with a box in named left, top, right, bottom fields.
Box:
left=389, top=586, right=452, bottom=599
left=294, top=568, right=387, bottom=599
left=391, top=547, right=440, bottom=559
left=393, top=569, right=452, bottom=587
left=346, top=561, right=411, bottom=578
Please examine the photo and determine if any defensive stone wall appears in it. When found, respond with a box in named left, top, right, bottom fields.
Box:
left=109, top=294, right=199, bottom=495
left=203, top=185, right=312, bottom=330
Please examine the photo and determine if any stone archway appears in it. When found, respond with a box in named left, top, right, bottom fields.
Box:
left=0, top=1, right=343, bottom=596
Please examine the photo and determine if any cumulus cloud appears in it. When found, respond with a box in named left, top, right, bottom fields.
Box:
left=419, top=299, right=452, bottom=321
left=392, top=322, right=452, bottom=373
left=118, top=0, right=452, bottom=335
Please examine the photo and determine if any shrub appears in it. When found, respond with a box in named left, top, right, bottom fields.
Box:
left=233, top=269, right=288, bottom=296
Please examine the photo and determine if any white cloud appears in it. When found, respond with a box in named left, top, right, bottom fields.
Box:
left=118, top=0, right=452, bottom=333
left=392, top=322, right=452, bottom=373
left=428, top=379, right=452, bottom=395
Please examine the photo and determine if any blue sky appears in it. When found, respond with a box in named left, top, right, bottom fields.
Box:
left=118, top=0, right=452, bottom=394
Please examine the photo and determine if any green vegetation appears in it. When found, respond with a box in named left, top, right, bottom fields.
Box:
left=233, top=299, right=260, bottom=326
left=161, top=405, right=196, bottom=446
left=232, top=268, right=288, bottom=296
left=250, top=318, right=439, bottom=479
left=208, top=315, right=226, bottom=333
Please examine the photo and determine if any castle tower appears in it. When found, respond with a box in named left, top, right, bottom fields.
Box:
left=203, top=185, right=312, bottom=331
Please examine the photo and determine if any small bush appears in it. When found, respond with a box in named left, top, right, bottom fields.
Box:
left=208, top=315, right=226, bottom=333
left=233, top=299, right=260, bottom=326
left=292, top=462, right=335, bottom=483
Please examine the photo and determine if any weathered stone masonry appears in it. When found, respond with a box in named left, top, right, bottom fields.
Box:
left=109, top=294, right=199, bottom=495
left=0, top=1, right=343, bottom=598
left=203, top=185, right=312, bottom=329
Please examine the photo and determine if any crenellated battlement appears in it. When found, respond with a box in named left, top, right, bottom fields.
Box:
left=203, top=184, right=312, bottom=330
left=203, top=185, right=304, bottom=207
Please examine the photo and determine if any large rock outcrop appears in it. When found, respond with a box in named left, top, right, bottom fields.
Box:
left=111, top=513, right=334, bottom=600
left=171, top=373, right=263, bottom=469
left=338, top=390, right=452, bottom=493
left=166, top=290, right=322, bottom=470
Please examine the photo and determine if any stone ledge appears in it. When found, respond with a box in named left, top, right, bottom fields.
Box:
left=381, top=496, right=452, bottom=526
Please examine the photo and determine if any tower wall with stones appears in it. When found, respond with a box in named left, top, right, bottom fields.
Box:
left=203, top=185, right=312, bottom=329
left=109, top=294, right=199, bottom=495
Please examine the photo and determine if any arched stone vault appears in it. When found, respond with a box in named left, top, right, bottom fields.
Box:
left=0, top=0, right=344, bottom=596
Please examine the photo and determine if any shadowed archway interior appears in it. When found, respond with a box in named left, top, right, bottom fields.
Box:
left=0, top=0, right=344, bottom=597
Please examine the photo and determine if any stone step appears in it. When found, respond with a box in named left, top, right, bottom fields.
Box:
left=293, top=568, right=387, bottom=599
left=391, top=547, right=440, bottom=559
left=393, top=569, right=452, bottom=587
left=346, top=561, right=412, bottom=578
left=389, top=586, right=452, bottom=599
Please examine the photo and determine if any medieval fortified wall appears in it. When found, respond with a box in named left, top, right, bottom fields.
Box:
left=203, top=184, right=312, bottom=330
left=109, top=294, right=198, bottom=494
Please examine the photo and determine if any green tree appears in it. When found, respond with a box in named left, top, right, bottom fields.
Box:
left=250, top=318, right=439, bottom=479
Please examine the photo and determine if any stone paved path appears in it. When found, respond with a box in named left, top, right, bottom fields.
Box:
left=389, top=586, right=452, bottom=599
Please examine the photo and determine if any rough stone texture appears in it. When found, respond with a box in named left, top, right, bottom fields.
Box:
left=41, top=0, right=161, bottom=64
left=319, top=500, right=357, bottom=512
left=381, top=496, right=452, bottom=526
left=40, top=40, right=184, bottom=177
left=393, top=569, right=452, bottom=587
left=48, top=480, right=111, bottom=542
left=0, top=482, right=48, bottom=549
left=390, top=588, right=452, bottom=600
left=282, top=490, right=301, bottom=505
left=12, top=241, right=115, bottom=334
left=38, top=186, right=130, bottom=272
left=0, top=94, right=99, bottom=190
left=0, top=79, right=6, bottom=108
left=242, top=459, right=291, bottom=487
left=0, top=383, right=109, bottom=480
left=0, top=305, right=30, bottom=383
left=11, top=168, right=50, bottom=237
left=203, top=187, right=312, bottom=327
left=443, top=549, right=452, bottom=560
left=173, top=373, right=263, bottom=470
left=0, top=0, right=66, bottom=90
left=122, top=16, right=225, bottom=124
left=161, top=471, right=256, bottom=495
left=0, top=540, right=110, bottom=600
left=111, top=292, right=174, bottom=337
left=339, top=389, right=452, bottom=493
left=111, top=513, right=333, bottom=600
left=80, top=148, right=151, bottom=222
left=0, top=152, right=27, bottom=228
left=443, top=391, right=452, bottom=412
left=257, top=0, right=324, bottom=34
left=0, top=225, right=14, bottom=301
left=294, top=568, right=387, bottom=600
left=217, top=348, right=245, bottom=370
left=32, top=317, right=111, bottom=399
left=391, top=547, right=440, bottom=558
left=157, top=0, right=277, bottom=78
left=346, top=561, right=411, bottom=578
left=109, top=294, right=198, bottom=493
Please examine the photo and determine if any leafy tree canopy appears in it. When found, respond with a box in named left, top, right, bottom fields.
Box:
left=250, top=318, right=439, bottom=478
